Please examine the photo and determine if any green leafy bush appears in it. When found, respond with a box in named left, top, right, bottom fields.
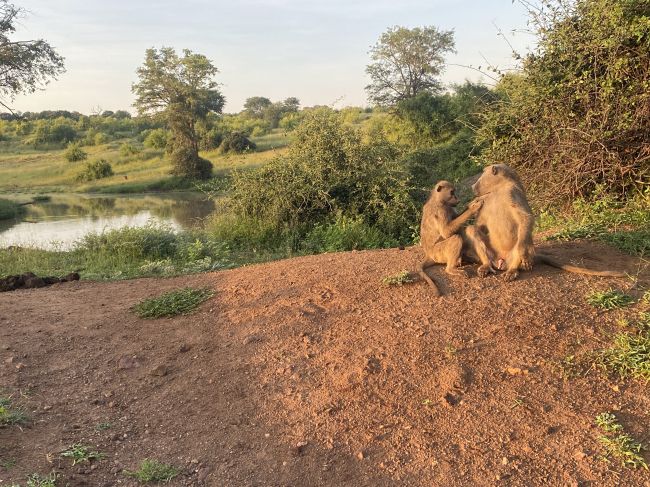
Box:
left=229, top=109, right=417, bottom=243
left=64, top=142, right=88, bottom=162
left=220, top=131, right=256, bottom=153
left=302, top=213, right=397, bottom=253
left=75, top=159, right=114, bottom=182
left=132, top=288, right=214, bottom=318
left=477, top=0, right=650, bottom=204
left=143, top=128, right=167, bottom=149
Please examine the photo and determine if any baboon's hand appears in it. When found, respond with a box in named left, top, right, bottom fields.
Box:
left=520, top=257, right=534, bottom=271
left=477, top=264, right=494, bottom=278
left=468, top=198, right=484, bottom=214
left=503, top=269, right=519, bottom=282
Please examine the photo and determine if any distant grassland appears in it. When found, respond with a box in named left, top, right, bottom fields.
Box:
left=0, top=130, right=290, bottom=194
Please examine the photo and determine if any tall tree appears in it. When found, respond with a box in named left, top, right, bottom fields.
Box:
left=132, top=47, right=224, bottom=179
left=243, top=96, right=272, bottom=118
left=365, top=26, right=455, bottom=106
left=0, top=1, right=65, bottom=111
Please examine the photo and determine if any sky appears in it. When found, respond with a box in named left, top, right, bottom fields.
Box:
left=11, top=0, right=535, bottom=114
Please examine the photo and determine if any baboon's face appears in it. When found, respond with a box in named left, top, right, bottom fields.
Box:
left=435, top=181, right=459, bottom=207
left=472, top=164, right=506, bottom=196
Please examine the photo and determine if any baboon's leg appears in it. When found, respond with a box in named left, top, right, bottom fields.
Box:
left=462, top=225, right=496, bottom=278
left=431, top=235, right=465, bottom=277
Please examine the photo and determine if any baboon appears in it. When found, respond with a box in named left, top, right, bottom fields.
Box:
left=419, top=181, right=493, bottom=295
left=471, top=164, right=627, bottom=280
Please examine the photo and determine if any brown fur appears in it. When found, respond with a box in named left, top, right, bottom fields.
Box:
left=419, top=181, right=490, bottom=295
left=471, top=164, right=627, bottom=280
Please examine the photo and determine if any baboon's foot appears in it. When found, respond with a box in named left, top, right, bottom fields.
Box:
left=520, top=257, right=534, bottom=271
left=445, top=267, right=467, bottom=277
left=503, top=270, right=519, bottom=282
left=477, top=264, right=494, bottom=278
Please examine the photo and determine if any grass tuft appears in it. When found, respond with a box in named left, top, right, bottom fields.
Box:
left=382, top=270, right=415, bottom=286
left=132, top=287, right=214, bottom=319
left=11, top=472, right=59, bottom=487
left=586, top=289, right=634, bottom=310
left=595, top=413, right=647, bottom=469
left=597, top=331, right=649, bottom=382
left=60, top=444, right=104, bottom=465
left=0, top=397, right=28, bottom=426
left=124, top=459, right=180, bottom=483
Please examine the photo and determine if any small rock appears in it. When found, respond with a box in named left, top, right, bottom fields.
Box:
left=4, top=356, right=14, bottom=364
left=43, top=405, right=52, bottom=411
left=150, top=364, right=169, bottom=377
left=117, top=355, right=141, bottom=370
left=573, top=450, right=587, bottom=462
left=357, top=451, right=365, bottom=460
left=197, top=466, right=212, bottom=482
left=505, top=367, right=529, bottom=376
left=242, top=335, right=259, bottom=345
left=179, top=343, right=191, bottom=353
left=62, top=272, right=80, bottom=282
left=15, top=362, right=25, bottom=370
left=501, top=457, right=508, bottom=465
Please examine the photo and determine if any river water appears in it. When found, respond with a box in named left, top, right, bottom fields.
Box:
left=0, top=193, right=215, bottom=250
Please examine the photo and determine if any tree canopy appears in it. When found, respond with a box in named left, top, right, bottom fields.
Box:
left=132, top=47, right=225, bottom=179
left=0, top=0, right=65, bottom=111
left=365, top=26, right=455, bottom=106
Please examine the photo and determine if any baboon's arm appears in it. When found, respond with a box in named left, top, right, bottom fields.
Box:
left=437, top=208, right=476, bottom=239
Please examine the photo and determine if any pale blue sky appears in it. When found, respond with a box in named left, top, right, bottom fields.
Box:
left=12, top=0, right=534, bottom=114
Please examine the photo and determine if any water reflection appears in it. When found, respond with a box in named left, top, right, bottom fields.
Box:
left=0, top=193, right=215, bottom=250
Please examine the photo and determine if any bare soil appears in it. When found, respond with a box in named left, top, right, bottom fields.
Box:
left=1, top=241, right=649, bottom=487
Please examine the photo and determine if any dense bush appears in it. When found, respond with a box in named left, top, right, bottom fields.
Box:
left=64, top=142, right=88, bottom=162
left=229, top=109, right=418, bottom=243
left=219, top=132, right=256, bottom=154
left=170, top=146, right=212, bottom=179
left=302, top=213, right=397, bottom=252
left=143, top=128, right=168, bottom=149
left=477, top=0, right=650, bottom=205
left=120, top=142, right=141, bottom=157
left=76, top=159, right=114, bottom=182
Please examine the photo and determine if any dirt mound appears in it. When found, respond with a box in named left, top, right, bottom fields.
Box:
left=1, top=242, right=648, bottom=486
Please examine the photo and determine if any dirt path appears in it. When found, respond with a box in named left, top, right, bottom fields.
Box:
left=1, top=242, right=648, bottom=486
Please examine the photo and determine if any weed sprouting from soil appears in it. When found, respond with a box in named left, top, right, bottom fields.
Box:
left=131, top=287, right=214, bottom=319
left=382, top=270, right=415, bottom=286
left=95, top=421, right=112, bottom=431
left=11, top=472, right=59, bottom=487
left=0, top=397, right=28, bottom=426
left=124, top=459, right=180, bottom=483
left=586, top=289, right=634, bottom=310
left=60, top=444, right=104, bottom=465
left=597, top=331, right=650, bottom=382
left=595, top=413, right=647, bottom=469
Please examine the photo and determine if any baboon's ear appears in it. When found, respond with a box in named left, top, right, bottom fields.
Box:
left=491, top=166, right=498, bottom=176
left=436, top=185, right=443, bottom=192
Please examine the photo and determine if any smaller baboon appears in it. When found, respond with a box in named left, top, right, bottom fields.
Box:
left=472, top=164, right=627, bottom=280
left=419, top=181, right=491, bottom=295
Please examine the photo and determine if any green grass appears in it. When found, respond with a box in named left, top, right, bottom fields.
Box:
left=132, top=287, right=214, bottom=318
left=124, top=459, right=180, bottom=483
left=595, top=413, right=647, bottom=469
left=60, top=444, right=104, bottom=465
left=0, top=197, right=24, bottom=220
left=9, top=472, right=59, bottom=487
left=0, top=134, right=285, bottom=194
left=382, top=270, right=416, bottom=286
left=597, top=330, right=649, bottom=381
left=586, top=289, right=635, bottom=310
left=0, top=397, right=28, bottom=426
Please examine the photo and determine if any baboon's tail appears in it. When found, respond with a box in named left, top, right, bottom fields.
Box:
left=535, top=254, right=627, bottom=277
left=418, top=260, right=442, bottom=296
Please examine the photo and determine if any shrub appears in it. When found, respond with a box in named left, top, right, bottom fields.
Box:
left=170, top=146, right=212, bottom=179
left=229, top=109, right=417, bottom=243
left=93, top=132, right=109, bottom=145
left=477, top=0, right=650, bottom=205
left=199, top=127, right=223, bottom=150
left=119, top=142, right=141, bottom=157
left=219, top=131, right=256, bottom=154
left=143, top=128, right=167, bottom=149
left=75, top=159, right=114, bottom=182
left=64, top=142, right=87, bottom=162
left=302, top=213, right=397, bottom=253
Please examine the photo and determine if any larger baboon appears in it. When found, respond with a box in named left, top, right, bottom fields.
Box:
left=419, top=180, right=493, bottom=295
left=471, top=164, right=627, bottom=280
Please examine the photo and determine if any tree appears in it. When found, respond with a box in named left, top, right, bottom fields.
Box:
left=132, top=47, right=225, bottom=179
left=0, top=1, right=65, bottom=111
left=365, top=26, right=455, bottom=106
left=243, top=96, right=272, bottom=118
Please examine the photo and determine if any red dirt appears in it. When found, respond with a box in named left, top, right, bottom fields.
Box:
left=1, top=241, right=649, bottom=486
